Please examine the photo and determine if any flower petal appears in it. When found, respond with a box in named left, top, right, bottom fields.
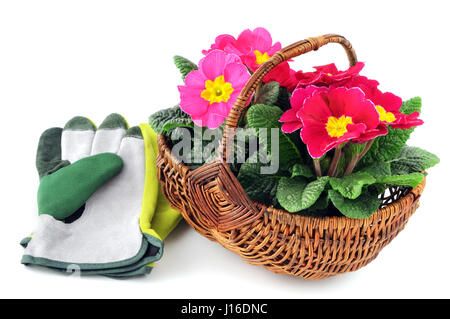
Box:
left=191, top=108, right=227, bottom=129
left=291, top=85, right=328, bottom=110
left=178, top=85, right=209, bottom=116
left=390, top=111, right=424, bottom=129
left=345, top=122, right=368, bottom=140
left=281, top=121, right=303, bottom=133
left=184, top=70, right=207, bottom=88
left=375, top=91, right=403, bottom=112
left=268, top=42, right=282, bottom=55
left=354, top=124, right=388, bottom=142
left=298, top=92, right=332, bottom=125
left=199, top=50, right=240, bottom=80
left=224, top=62, right=250, bottom=89
left=339, top=75, right=379, bottom=95
left=251, top=27, right=273, bottom=53
left=314, top=63, right=339, bottom=74
left=300, top=123, right=335, bottom=158
left=202, top=34, right=241, bottom=56
left=328, top=87, right=380, bottom=130
left=209, top=101, right=231, bottom=118
left=263, top=62, right=297, bottom=90
left=295, top=70, right=323, bottom=87
left=279, top=108, right=298, bottom=122
left=235, top=29, right=254, bottom=54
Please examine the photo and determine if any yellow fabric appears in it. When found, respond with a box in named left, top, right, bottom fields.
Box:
left=138, top=123, right=182, bottom=242
left=152, top=189, right=183, bottom=240
left=138, top=123, right=162, bottom=241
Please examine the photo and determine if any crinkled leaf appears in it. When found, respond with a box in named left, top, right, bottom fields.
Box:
left=390, top=146, right=440, bottom=175
left=247, top=104, right=302, bottom=167
left=149, top=105, right=192, bottom=135
left=372, top=183, right=388, bottom=195
left=173, top=55, right=198, bottom=81
left=359, top=161, right=391, bottom=178
left=330, top=172, right=376, bottom=199
left=255, top=82, right=280, bottom=105
left=237, top=157, right=288, bottom=206
left=162, top=118, right=194, bottom=131
left=167, top=125, right=222, bottom=169
left=329, top=189, right=380, bottom=219
left=348, top=142, right=366, bottom=157
left=291, top=163, right=314, bottom=178
left=360, top=127, right=411, bottom=166
left=359, top=97, right=422, bottom=166
left=378, top=172, right=424, bottom=188
left=400, top=96, right=422, bottom=115
left=276, top=176, right=329, bottom=213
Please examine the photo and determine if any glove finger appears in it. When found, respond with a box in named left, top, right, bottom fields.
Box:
left=91, top=113, right=128, bottom=155
left=38, top=153, right=123, bottom=220
left=114, top=126, right=147, bottom=201
left=36, top=127, right=70, bottom=179
left=61, top=116, right=96, bottom=163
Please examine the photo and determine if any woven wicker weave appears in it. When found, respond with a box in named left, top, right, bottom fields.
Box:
left=156, top=34, right=426, bottom=279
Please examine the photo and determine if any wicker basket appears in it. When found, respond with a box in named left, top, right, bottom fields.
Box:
left=156, top=34, right=426, bottom=279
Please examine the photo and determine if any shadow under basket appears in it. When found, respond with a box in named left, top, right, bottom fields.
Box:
left=155, top=34, right=427, bottom=279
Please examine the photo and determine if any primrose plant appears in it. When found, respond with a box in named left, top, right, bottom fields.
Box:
left=149, top=27, right=439, bottom=219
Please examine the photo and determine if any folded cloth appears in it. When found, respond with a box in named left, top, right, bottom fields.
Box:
left=21, top=114, right=182, bottom=277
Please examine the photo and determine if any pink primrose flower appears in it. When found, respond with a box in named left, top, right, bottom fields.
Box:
left=297, top=87, right=387, bottom=158
left=178, top=50, right=250, bottom=129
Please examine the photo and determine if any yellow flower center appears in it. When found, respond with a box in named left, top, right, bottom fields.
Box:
left=254, top=50, right=271, bottom=65
left=200, top=75, right=234, bottom=104
left=326, top=115, right=353, bottom=138
left=376, top=105, right=396, bottom=123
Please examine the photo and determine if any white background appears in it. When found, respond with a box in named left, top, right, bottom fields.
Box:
left=0, top=0, right=449, bottom=299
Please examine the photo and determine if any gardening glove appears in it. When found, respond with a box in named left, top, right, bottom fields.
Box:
left=21, top=114, right=182, bottom=277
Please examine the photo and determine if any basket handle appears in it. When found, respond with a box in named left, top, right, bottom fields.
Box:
left=220, top=34, right=357, bottom=162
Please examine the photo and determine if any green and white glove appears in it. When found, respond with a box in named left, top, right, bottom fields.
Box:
left=21, top=114, right=182, bottom=277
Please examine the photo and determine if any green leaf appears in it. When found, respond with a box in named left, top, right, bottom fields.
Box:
left=237, top=157, right=287, bottom=206
left=247, top=104, right=282, bottom=129
left=400, top=96, right=422, bottom=115
left=291, top=163, right=314, bottom=178
left=378, top=172, right=424, bottom=188
left=372, top=183, right=388, bottom=195
left=173, top=56, right=198, bottom=81
left=390, top=146, right=440, bottom=175
left=360, top=128, right=410, bottom=166
left=247, top=104, right=302, bottom=166
left=359, top=161, right=391, bottom=178
left=276, top=176, right=329, bottom=213
left=329, top=189, right=381, bottom=219
left=348, top=142, right=366, bottom=157
left=330, top=172, right=376, bottom=199
left=254, top=82, right=280, bottom=105
left=359, top=97, right=422, bottom=166
left=149, top=105, right=193, bottom=135
left=306, top=191, right=330, bottom=212
left=162, top=118, right=194, bottom=131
